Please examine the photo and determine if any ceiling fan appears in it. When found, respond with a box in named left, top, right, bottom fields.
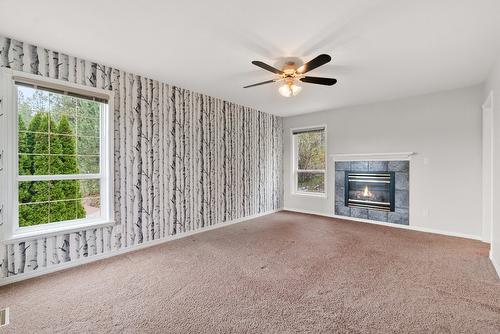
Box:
left=243, top=54, right=337, bottom=97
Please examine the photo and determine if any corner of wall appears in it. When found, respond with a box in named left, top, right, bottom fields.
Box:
left=490, top=250, right=500, bottom=279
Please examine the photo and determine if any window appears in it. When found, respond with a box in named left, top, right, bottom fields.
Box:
left=292, top=127, right=326, bottom=195
left=0, top=69, right=113, bottom=237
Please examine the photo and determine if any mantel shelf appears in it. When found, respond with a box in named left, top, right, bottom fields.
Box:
left=330, top=152, right=416, bottom=161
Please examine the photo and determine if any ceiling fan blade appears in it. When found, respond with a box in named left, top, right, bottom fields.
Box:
left=251, top=61, right=283, bottom=75
left=299, top=76, right=337, bottom=86
left=243, top=79, right=277, bottom=88
left=296, top=54, right=332, bottom=74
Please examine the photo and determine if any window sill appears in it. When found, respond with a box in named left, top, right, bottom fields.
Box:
left=4, top=220, right=114, bottom=242
left=292, top=192, right=327, bottom=199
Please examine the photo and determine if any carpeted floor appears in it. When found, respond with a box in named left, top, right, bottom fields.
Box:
left=0, top=211, right=499, bottom=333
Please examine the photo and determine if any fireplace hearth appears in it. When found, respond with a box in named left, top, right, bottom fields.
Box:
left=345, top=172, right=395, bottom=212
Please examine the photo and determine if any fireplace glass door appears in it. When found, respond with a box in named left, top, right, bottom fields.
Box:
left=345, top=172, right=395, bottom=211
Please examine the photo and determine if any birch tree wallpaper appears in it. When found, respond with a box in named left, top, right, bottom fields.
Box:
left=0, top=36, right=283, bottom=279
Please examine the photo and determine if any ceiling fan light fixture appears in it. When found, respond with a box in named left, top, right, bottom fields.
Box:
left=244, top=54, right=336, bottom=94
left=279, top=82, right=302, bottom=97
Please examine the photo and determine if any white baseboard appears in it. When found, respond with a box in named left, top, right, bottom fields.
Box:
left=0, top=209, right=282, bottom=287
left=282, top=207, right=483, bottom=241
left=490, top=250, right=500, bottom=279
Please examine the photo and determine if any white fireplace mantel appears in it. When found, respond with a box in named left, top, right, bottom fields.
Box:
left=330, top=152, right=416, bottom=161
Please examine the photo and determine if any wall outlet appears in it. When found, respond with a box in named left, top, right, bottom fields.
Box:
left=0, top=308, right=9, bottom=327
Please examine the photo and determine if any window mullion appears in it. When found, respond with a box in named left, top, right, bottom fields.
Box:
left=18, top=174, right=101, bottom=182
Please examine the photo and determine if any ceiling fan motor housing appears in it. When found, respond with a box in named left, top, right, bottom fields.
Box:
left=283, top=62, right=298, bottom=76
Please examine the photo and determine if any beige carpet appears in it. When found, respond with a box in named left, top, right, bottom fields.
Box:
left=0, top=211, right=498, bottom=333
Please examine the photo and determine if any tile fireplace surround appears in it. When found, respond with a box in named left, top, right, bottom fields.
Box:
left=335, top=160, right=410, bottom=225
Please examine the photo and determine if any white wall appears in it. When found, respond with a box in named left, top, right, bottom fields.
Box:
left=484, top=55, right=500, bottom=275
left=283, top=85, right=484, bottom=238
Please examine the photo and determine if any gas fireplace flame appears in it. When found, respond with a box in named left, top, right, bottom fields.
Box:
left=363, top=185, right=372, bottom=198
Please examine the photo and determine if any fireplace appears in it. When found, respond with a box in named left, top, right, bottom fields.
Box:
left=344, top=172, right=395, bottom=212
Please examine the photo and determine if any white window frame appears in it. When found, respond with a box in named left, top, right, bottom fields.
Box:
left=291, top=125, right=327, bottom=197
left=0, top=68, right=114, bottom=241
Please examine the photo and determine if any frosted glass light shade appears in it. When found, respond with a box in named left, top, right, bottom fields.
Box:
left=279, top=83, right=302, bottom=97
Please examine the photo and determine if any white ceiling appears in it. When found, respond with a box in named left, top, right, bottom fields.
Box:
left=1, top=0, right=500, bottom=117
